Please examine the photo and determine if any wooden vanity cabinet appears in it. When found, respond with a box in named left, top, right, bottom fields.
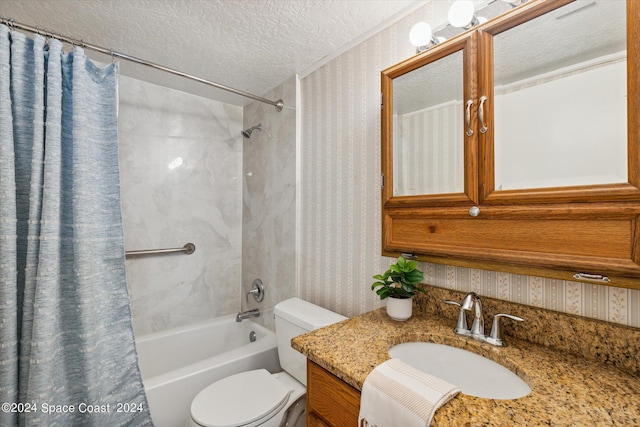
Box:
left=306, top=360, right=360, bottom=427
left=381, top=0, right=640, bottom=289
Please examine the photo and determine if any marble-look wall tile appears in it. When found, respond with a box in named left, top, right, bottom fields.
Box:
left=298, top=0, right=640, bottom=328
left=118, top=76, right=243, bottom=336
left=241, top=77, right=297, bottom=330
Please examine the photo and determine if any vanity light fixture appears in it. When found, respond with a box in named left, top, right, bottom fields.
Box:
left=409, top=22, right=445, bottom=54
left=448, top=0, right=487, bottom=29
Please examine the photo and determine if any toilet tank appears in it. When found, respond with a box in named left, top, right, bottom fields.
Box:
left=274, top=298, right=347, bottom=386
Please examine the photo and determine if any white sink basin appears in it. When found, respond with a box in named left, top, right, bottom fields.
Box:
left=388, top=342, right=531, bottom=400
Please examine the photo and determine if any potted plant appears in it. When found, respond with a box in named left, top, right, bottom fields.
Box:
left=371, top=256, right=427, bottom=321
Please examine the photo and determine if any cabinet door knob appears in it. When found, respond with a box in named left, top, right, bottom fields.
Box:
left=469, top=206, right=480, bottom=217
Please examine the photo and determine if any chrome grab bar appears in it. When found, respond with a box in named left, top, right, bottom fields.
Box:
left=125, top=242, right=196, bottom=258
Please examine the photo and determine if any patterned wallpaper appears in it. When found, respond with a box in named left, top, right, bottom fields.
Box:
left=395, top=102, right=463, bottom=196
left=297, top=1, right=640, bottom=328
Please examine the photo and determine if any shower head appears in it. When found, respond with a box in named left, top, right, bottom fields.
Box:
left=241, top=124, right=262, bottom=139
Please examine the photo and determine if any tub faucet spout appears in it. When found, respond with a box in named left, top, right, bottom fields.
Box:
left=236, top=308, right=260, bottom=322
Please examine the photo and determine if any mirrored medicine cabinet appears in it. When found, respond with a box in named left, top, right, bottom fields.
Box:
left=381, top=0, right=640, bottom=289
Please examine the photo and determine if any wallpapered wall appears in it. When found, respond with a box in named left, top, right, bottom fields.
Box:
left=297, top=0, right=640, bottom=328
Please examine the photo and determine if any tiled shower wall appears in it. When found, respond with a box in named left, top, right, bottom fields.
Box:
left=297, top=0, right=640, bottom=327
left=118, top=76, right=243, bottom=336
left=242, top=77, right=297, bottom=330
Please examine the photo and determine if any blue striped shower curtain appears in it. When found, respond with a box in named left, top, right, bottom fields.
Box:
left=0, top=25, right=153, bottom=426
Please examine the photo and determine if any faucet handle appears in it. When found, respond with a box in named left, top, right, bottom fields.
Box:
left=246, top=279, right=265, bottom=303
left=461, top=292, right=478, bottom=310
left=486, top=313, right=524, bottom=346
left=442, top=300, right=470, bottom=335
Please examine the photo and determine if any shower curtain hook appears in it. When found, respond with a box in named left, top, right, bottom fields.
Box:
left=110, top=49, right=116, bottom=63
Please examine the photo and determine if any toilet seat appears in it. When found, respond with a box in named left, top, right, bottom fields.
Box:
left=190, top=369, right=291, bottom=427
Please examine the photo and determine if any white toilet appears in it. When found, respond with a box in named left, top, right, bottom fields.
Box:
left=188, top=298, right=347, bottom=427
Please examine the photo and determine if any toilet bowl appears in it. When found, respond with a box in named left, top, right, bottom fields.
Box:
left=188, top=370, right=305, bottom=427
left=188, top=298, right=346, bottom=427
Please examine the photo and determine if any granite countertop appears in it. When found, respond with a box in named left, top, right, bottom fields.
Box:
left=292, top=306, right=640, bottom=426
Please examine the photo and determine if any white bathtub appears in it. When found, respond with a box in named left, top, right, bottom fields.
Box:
left=136, top=315, right=281, bottom=427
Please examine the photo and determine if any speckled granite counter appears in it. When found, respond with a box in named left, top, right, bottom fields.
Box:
left=292, top=287, right=640, bottom=426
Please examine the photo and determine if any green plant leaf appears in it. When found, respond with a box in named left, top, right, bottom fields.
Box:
left=396, top=256, right=407, bottom=268
left=405, top=260, right=418, bottom=271
left=378, top=288, right=390, bottom=299
left=370, top=256, right=427, bottom=300
left=372, top=280, right=391, bottom=289
left=404, top=270, right=424, bottom=283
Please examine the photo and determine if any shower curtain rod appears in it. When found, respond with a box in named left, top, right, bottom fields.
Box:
left=0, top=17, right=284, bottom=111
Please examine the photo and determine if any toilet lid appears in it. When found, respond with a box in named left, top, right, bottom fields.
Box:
left=191, top=369, right=291, bottom=427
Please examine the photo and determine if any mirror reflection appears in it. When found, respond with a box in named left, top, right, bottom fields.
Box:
left=392, top=50, right=465, bottom=196
left=391, top=0, right=627, bottom=197
left=493, top=0, right=627, bottom=190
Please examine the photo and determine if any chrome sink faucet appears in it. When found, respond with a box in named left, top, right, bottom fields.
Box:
left=462, top=292, right=485, bottom=339
left=444, top=292, right=523, bottom=346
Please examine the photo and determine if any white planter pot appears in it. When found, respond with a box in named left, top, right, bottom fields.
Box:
left=386, top=296, right=413, bottom=321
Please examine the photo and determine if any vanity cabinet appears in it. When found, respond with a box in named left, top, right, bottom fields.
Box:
left=306, top=360, right=360, bottom=427
left=381, top=0, right=640, bottom=288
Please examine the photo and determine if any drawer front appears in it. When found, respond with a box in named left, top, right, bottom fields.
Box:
left=383, top=212, right=640, bottom=287
left=307, top=361, right=360, bottom=427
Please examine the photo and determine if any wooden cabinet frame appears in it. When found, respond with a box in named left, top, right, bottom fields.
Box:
left=382, top=31, right=479, bottom=208
left=381, top=0, right=640, bottom=289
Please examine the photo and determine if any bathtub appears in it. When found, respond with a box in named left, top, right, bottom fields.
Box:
left=136, top=315, right=281, bottom=427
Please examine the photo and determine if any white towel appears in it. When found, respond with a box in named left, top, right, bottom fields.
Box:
left=358, top=358, right=460, bottom=427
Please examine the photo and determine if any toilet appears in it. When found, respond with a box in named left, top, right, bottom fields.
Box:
left=188, top=298, right=347, bottom=427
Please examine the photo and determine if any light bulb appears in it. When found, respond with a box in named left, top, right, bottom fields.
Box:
left=448, top=0, right=479, bottom=28
left=409, top=22, right=433, bottom=47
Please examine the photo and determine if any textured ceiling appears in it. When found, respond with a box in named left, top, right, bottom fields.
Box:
left=1, top=0, right=420, bottom=107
